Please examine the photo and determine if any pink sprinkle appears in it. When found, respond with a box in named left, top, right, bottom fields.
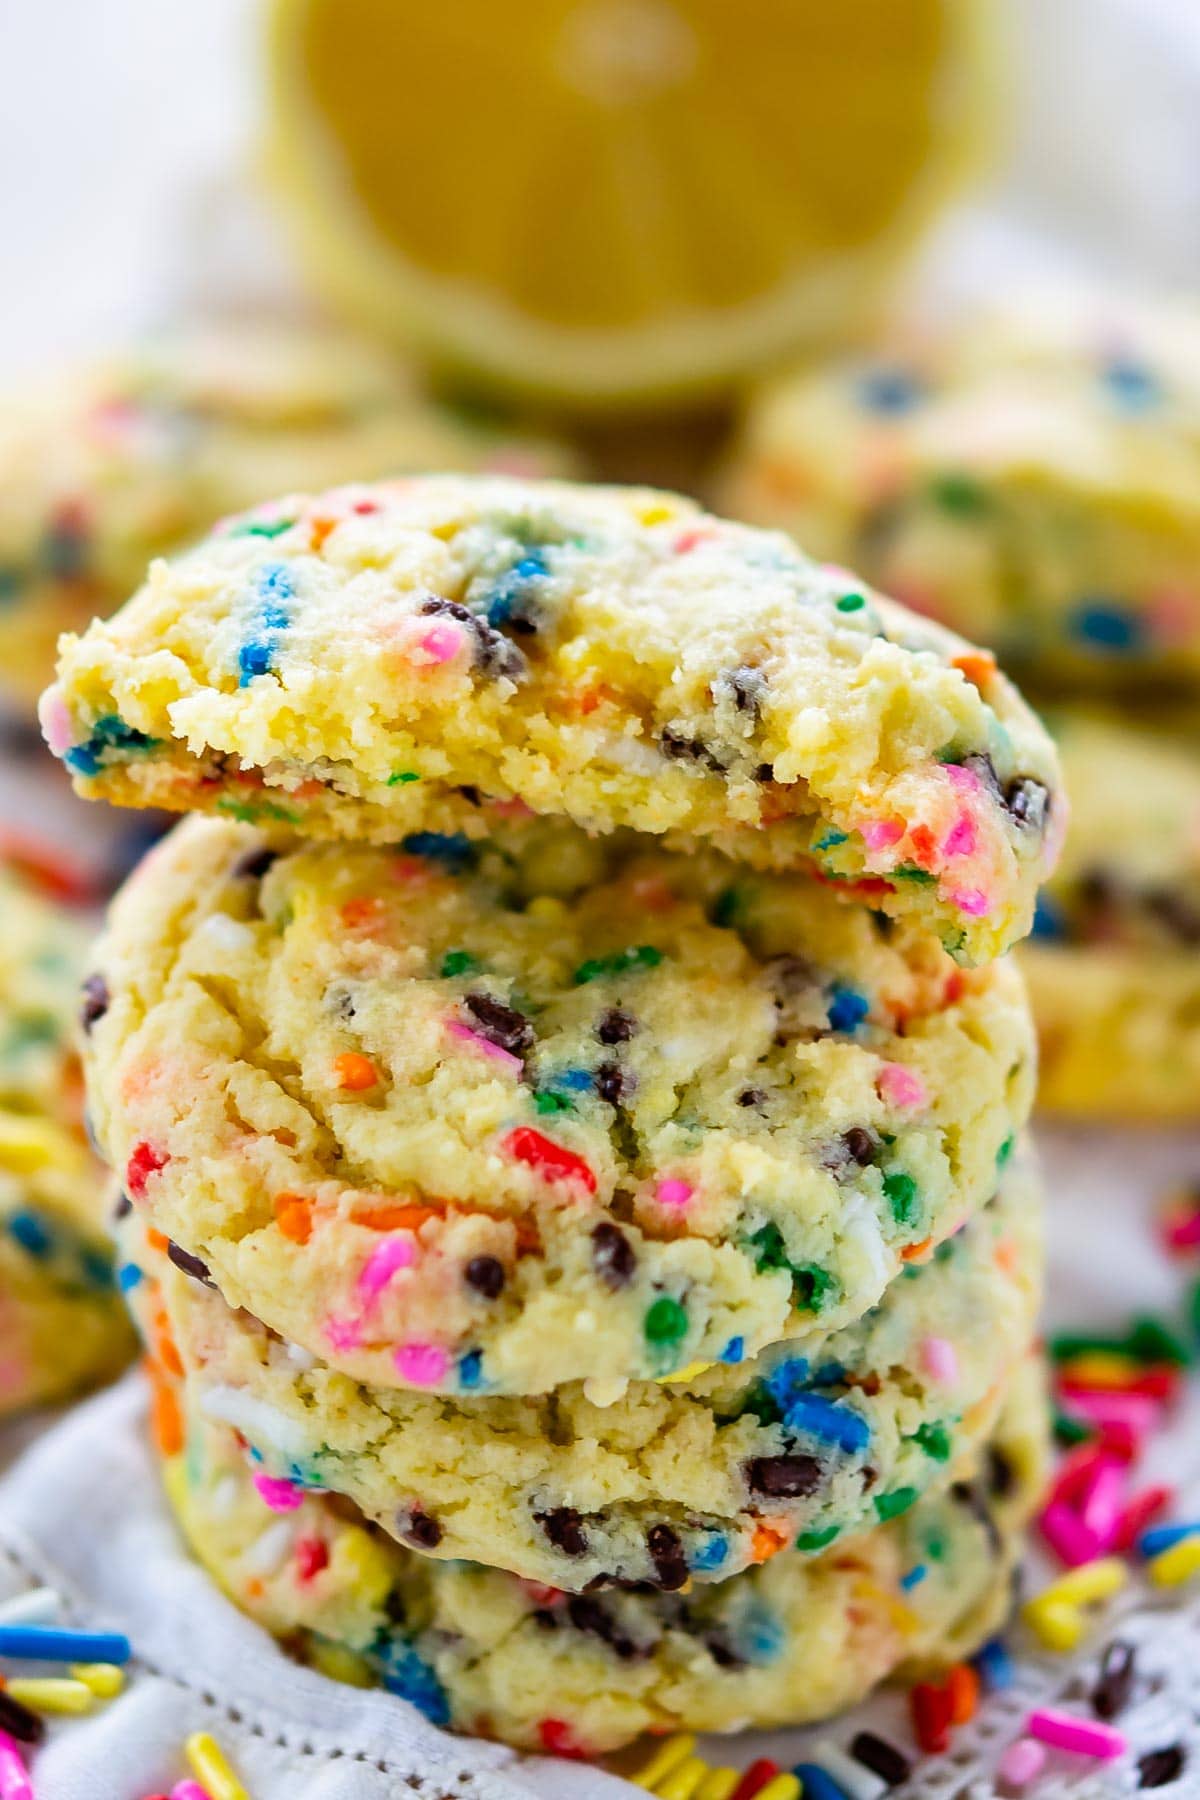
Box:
left=395, top=1342, right=449, bottom=1386
left=944, top=763, right=983, bottom=796
left=1049, top=1445, right=1124, bottom=1509
left=997, top=1738, right=1046, bottom=1788
left=413, top=621, right=466, bottom=665
left=444, top=1018, right=523, bottom=1074
left=1163, top=1207, right=1200, bottom=1252
left=37, top=688, right=74, bottom=757
left=171, top=1784, right=214, bottom=1800
left=253, top=1471, right=305, bottom=1512
left=656, top=1178, right=695, bottom=1208
left=0, top=1730, right=32, bottom=1800
left=942, top=813, right=978, bottom=859
left=876, top=1063, right=928, bottom=1110
left=946, top=886, right=991, bottom=918
left=357, top=1234, right=417, bottom=1303
left=1059, top=1390, right=1160, bottom=1440
left=1038, top=1499, right=1102, bottom=1568
left=324, top=1315, right=364, bottom=1353
left=489, top=796, right=536, bottom=820
left=1079, top=1459, right=1127, bottom=1548
left=862, top=819, right=904, bottom=853
left=920, top=1336, right=959, bottom=1385
left=1027, top=1708, right=1127, bottom=1761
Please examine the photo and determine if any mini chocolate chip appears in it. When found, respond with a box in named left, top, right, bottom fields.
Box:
left=850, top=1731, right=911, bottom=1787
left=166, top=1240, right=215, bottom=1287
left=960, top=752, right=1003, bottom=801
left=532, top=1608, right=558, bottom=1633
left=463, top=992, right=534, bottom=1055
left=536, top=1507, right=589, bottom=1557
left=79, top=973, right=110, bottom=1033
left=595, top=1061, right=630, bottom=1106
left=754, top=762, right=775, bottom=782
left=950, top=1478, right=1002, bottom=1557
left=1138, top=1746, right=1186, bottom=1788
left=764, top=954, right=815, bottom=997
left=986, top=1444, right=1015, bottom=1496
left=596, top=1007, right=637, bottom=1045
left=842, top=1126, right=878, bottom=1165
left=645, top=1523, right=688, bottom=1590
left=1092, top=1638, right=1136, bottom=1719
left=112, top=1191, right=132, bottom=1221
left=464, top=1255, right=506, bottom=1300
left=1004, top=776, right=1049, bottom=832
left=419, top=595, right=525, bottom=679
left=456, top=784, right=483, bottom=806
left=660, top=727, right=725, bottom=773
left=592, top=1222, right=636, bottom=1288
left=398, top=1507, right=443, bottom=1549
left=233, top=846, right=278, bottom=881
left=746, top=1453, right=822, bottom=1498
left=737, top=1088, right=766, bottom=1108
left=705, top=1636, right=745, bottom=1668
left=724, top=666, right=766, bottom=717
left=566, top=1595, right=642, bottom=1660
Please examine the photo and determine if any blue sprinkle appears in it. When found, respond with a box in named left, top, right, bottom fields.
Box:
left=238, top=561, right=294, bottom=686
left=813, top=828, right=849, bottom=852
left=1030, top=893, right=1066, bottom=942
left=732, top=1600, right=786, bottom=1664
left=857, top=368, right=923, bottom=414
left=690, top=1534, right=729, bottom=1572
left=551, top=1068, right=594, bottom=1092
left=809, top=1361, right=847, bottom=1386
left=247, top=1445, right=264, bottom=1466
left=779, top=1392, right=871, bottom=1456
left=1069, top=599, right=1145, bottom=652
left=827, top=986, right=869, bottom=1033
left=62, top=713, right=158, bottom=777
left=793, top=1763, right=853, bottom=1800
left=1102, top=357, right=1161, bottom=411
left=7, top=1211, right=52, bottom=1259
left=763, top=1357, right=811, bottom=1415
left=381, top=1644, right=451, bottom=1725
left=900, top=1563, right=928, bottom=1591
left=0, top=1625, right=130, bottom=1665
left=720, top=1336, right=745, bottom=1365
left=117, top=1263, right=143, bottom=1293
left=81, top=1246, right=115, bottom=1290
left=1139, top=1521, right=1200, bottom=1558
left=973, top=1636, right=1015, bottom=1691
left=458, top=1349, right=483, bottom=1390
left=400, top=831, right=477, bottom=873
left=486, top=550, right=548, bottom=627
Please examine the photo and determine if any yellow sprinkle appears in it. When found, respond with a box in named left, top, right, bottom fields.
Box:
left=1021, top=1597, right=1086, bottom=1652
left=631, top=1735, right=697, bottom=1790
left=307, top=1640, right=374, bottom=1688
left=0, top=1115, right=79, bottom=1175
left=1057, top=1351, right=1141, bottom=1387
left=754, top=1779, right=802, bottom=1800
left=525, top=896, right=567, bottom=923
left=328, top=1525, right=393, bottom=1610
left=694, top=1773, right=740, bottom=1800
left=70, top=1662, right=125, bottom=1697
left=1036, top=1558, right=1128, bottom=1609
left=853, top=1575, right=920, bottom=1636
left=1149, top=1536, right=1200, bottom=1587
left=656, top=1362, right=714, bottom=1386
left=6, top=1678, right=93, bottom=1714
left=656, top=1757, right=709, bottom=1799
left=186, top=1731, right=251, bottom=1800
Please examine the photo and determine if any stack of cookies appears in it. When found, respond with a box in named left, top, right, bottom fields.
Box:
left=725, top=293, right=1200, bottom=1121
left=43, top=476, right=1060, bottom=1754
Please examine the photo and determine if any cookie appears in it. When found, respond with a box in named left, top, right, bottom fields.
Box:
left=156, top=1355, right=1047, bottom=1754
left=1024, top=710, right=1200, bottom=1119
left=724, top=295, right=1200, bottom=691
left=122, top=1148, right=1040, bottom=1590
left=0, top=868, right=133, bottom=1411
left=85, top=815, right=1035, bottom=1396
left=0, top=324, right=570, bottom=707
left=42, top=474, right=1063, bottom=963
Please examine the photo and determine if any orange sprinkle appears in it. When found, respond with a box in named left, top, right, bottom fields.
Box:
left=308, top=515, right=338, bottom=550
left=353, top=1201, right=440, bottom=1233
left=339, top=896, right=385, bottom=930
left=946, top=1661, right=980, bottom=1724
left=333, top=1052, right=379, bottom=1091
left=951, top=649, right=997, bottom=691
left=275, top=1193, right=314, bottom=1244
left=153, top=1306, right=183, bottom=1379
left=148, top=1363, right=183, bottom=1457
left=942, top=969, right=966, bottom=1006
left=751, top=1522, right=790, bottom=1564
left=146, top=1227, right=169, bottom=1253
left=901, top=1237, right=934, bottom=1264
left=907, top=823, right=936, bottom=867
left=244, top=1577, right=265, bottom=1601
left=993, top=1235, right=1019, bottom=1275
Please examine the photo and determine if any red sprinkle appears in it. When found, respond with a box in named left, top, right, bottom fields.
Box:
left=538, top=1719, right=586, bottom=1759
left=911, top=1680, right=954, bottom=1754
left=500, top=1127, right=597, bottom=1194
left=1113, top=1484, right=1174, bottom=1553
left=294, top=1537, right=329, bottom=1582
left=730, top=1761, right=782, bottom=1800
left=126, top=1142, right=169, bottom=1201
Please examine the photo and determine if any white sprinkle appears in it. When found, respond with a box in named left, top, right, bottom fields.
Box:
left=582, top=1377, right=629, bottom=1408
left=209, top=1475, right=241, bottom=1521
left=840, top=1195, right=891, bottom=1295
left=198, top=914, right=254, bottom=953
left=200, top=1383, right=309, bottom=1458
left=0, top=1586, right=61, bottom=1626
left=812, top=1741, right=887, bottom=1800
left=285, top=1341, right=318, bottom=1372
left=242, top=1519, right=295, bottom=1578
left=592, top=732, right=666, bottom=775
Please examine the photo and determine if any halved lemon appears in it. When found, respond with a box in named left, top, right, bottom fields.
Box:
left=265, top=0, right=999, bottom=410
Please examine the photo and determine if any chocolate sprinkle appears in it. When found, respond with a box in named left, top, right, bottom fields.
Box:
left=0, top=1688, right=45, bottom=1745
left=595, top=1061, right=630, bottom=1106
left=1005, top=776, right=1049, bottom=832
left=79, top=973, right=110, bottom=1033
left=737, top=1088, right=766, bottom=1108
left=1092, top=1638, right=1136, bottom=1719
left=850, top=1730, right=911, bottom=1786
left=166, top=1240, right=215, bottom=1288
left=591, top=1222, right=636, bottom=1288
left=645, top=1523, right=688, bottom=1590
left=418, top=595, right=525, bottom=679
left=463, top=992, right=534, bottom=1055
left=746, top=1453, right=822, bottom=1498
left=1138, top=1746, right=1186, bottom=1789
left=398, top=1507, right=443, bottom=1550
left=566, top=1594, right=644, bottom=1660
left=464, top=1255, right=506, bottom=1300
left=232, top=846, right=278, bottom=881
left=536, top=1507, right=589, bottom=1557
left=596, top=1007, right=637, bottom=1045
left=660, top=727, right=726, bottom=773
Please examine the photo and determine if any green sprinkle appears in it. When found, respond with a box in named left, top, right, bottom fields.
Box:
left=711, top=888, right=740, bottom=928
left=795, top=1524, right=841, bottom=1552
left=1190, top=1277, right=1200, bottom=1346
left=813, top=828, right=849, bottom=851
left=836, top=592, right=867, bottom=613
left=232, top=517, right=294, bottom=539
left=1127, top=1316, right=1192, bottom=1367
left=387, top=770, right=420, bottom=785
left=750, top=1223, right=790, bottom=1274
left=793, top=1263, right=836, bottom=1313
left=1053, top=1411, right=1095, bottom=1448
left=996, top=1134, right=1015, bottom=1168
left=439, top=950, right=478, bottom=978
left=644, top=1295, right=688, bottom=1346
left=883, top=1171, right=920, bottom=1226
left=924, top=1530, right=947, bottom=1563
left=573, top=945, right=663, bottom=985
left=534, top=1091, right=574, bottom=1116
left=892, top=865, right=936, bottom=885
left=929, top=473, right=988, bottom=516
left=215, top=798, right=300, bottom=826
left=912, top=1421, right=952, bottom=1463
left=875, top=1486, right=919, bottom=1522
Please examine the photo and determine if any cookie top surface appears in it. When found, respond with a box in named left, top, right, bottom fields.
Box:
left=726, top=298, right=1200, bottom=690
left=44, top=473, right=1063, bottom=963
left=85, top=815, right=1035, bottom=1396
left=161, top=1356, right=1047, bottom=1754
left=125, top=1151, right=1041, bottom=1590
left=0, top=327, right=569, bottom=702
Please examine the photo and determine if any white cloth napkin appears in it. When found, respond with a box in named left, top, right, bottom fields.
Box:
left=1, top=1127, right=1199, bottom=1799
